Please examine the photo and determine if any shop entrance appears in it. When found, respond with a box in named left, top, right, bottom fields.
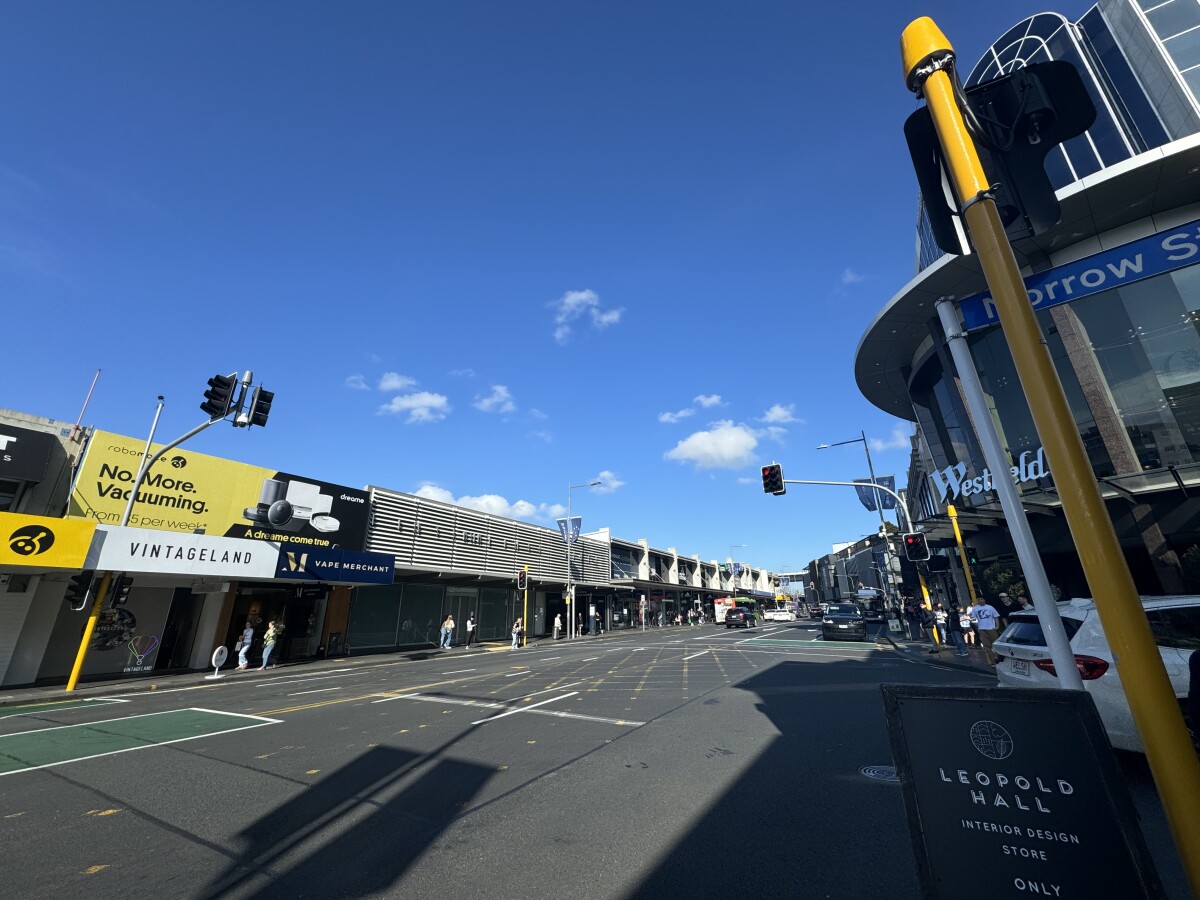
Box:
left=226, top=584, right=330, bottom=666
left=445, top=587, right=478, bottom=644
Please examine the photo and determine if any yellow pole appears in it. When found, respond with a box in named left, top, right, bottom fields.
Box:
left=946, top=504, right=980, bottom=606
left=66, top=571, right=112, bottom=692
left=917, top=572, right=940, bottom=648
left=902, top=18, right=1200, bottom=895
left=521, top=565, right=529, bottom=648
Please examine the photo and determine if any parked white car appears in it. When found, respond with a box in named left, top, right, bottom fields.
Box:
left=992, top=596, right=1199, bottom=753
left=763, top=607, right=797, bottom=622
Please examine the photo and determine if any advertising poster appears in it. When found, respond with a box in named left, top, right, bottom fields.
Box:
left=69, top=430, right=368, bottom=551
left=0, top=511, right=96, bottom=570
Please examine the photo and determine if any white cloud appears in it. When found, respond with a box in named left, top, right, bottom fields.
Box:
left=869, top=427, right=912, bottom=452
left=760, top=403, right=799, bottom=424
left=529, top=408, right=548, bottom=420
left=658, top=408, right=695, bottom=424
left=664, top=420, right=758, bottom=470
left=345, top=374, right=368, bottom=391
left=449, top=368, right=476, bottom=378
left=842, top=268, right=866, bottom=285
left=763, top=426, right=787, bottom=442
left=378, top=372, right=417, bottom=392
left=474, top=384, right=516, bottom=414
left=415, top=483, right=564, bottom=522
left=694, top=394, right=722, bottom=408
left=550, top=288, right=624, bottom=344
left=593, top=471, right=624, bottom=493
left=377, top=391, right=450, bottom=423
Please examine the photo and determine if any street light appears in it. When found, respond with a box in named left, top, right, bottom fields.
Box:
left=818, top=430, right=899, bottom=604
left=566, top=479, right=602, bottom=639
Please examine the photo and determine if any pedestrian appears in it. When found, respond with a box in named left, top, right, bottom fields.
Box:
left=959, top=605, right=977, bottom=649
left=996, top=592, right=1015, bottom=627
left=439, top=615, right=454, bottom=649
left=259, top=619, right=283, bottom=670
left=511, top=617, right=523, bottom=649
left=553, top=613, right=562, bottom=640
left=236, top=619, right=254, bottom=670
left=1016, top=594, right=1033, bottom=612
left=464, top=613, right=476, bottom=648
left=904, top=601, right=922, bottom=642
left=933, top=603, right=948, bottom=645
left=946, top=603, right=969, bottom=656
left=971, top=596, right=1003, bottom=666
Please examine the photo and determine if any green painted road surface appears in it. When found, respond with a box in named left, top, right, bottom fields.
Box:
left=0, top=708, right=280, bottom=776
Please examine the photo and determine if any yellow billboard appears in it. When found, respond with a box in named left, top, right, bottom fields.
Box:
left=0, top=512, right=96, bottom=570
left=68, top=430, right=370, bottom=551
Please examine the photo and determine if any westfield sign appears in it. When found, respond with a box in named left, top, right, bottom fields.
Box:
left=928, top=449, right=1049, bottom=503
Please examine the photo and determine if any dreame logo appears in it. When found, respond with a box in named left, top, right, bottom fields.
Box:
left=929, top=449, right=1049, bottom=503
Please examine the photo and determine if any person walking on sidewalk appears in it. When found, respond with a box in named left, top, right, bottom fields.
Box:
left=259, top=620, right=283, bottom=670
left=971, top=597, right=1002, bottom=666
left=553, top=613, right=562, bottom=641
left=947, top=604, right=969, bottom=657
left=511, top=618, right=523, bottom=649
left=464, top=614, right=476, bottom=649
left=439, top=615, right=455, bottom=649
left=236, top=620, right=254, bottom=670
left=933, top=604, right=948, bottom=645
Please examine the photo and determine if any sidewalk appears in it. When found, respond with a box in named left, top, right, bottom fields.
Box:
left=879, top=627, right=997, bottom=676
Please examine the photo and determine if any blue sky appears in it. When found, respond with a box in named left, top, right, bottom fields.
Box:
left=3, top=0, right=1071, bottom=574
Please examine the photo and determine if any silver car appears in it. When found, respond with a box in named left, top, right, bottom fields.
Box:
left=992, top=596, right=1199, bottom=753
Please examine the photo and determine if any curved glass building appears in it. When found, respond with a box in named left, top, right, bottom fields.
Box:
left=859, top=0, right=1200, bottom=596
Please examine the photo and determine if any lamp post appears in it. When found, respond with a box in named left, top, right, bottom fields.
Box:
left=818, top=431, right=898, bottom=604
left=566, top=479, right=602, bottom=640
left=728, top=544, right=746, bottom=604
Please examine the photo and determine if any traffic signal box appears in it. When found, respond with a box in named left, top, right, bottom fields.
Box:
left=516, top=570, right=528, bottom=591
left=247, top=386, right=274, bottom=428
left=761, top=463, right=786, bottom=495
left=200, top=373, right=238, bottom=419
left=65, top=570, right=96, bottom=611
left=903, top=532, right=931, bottom=561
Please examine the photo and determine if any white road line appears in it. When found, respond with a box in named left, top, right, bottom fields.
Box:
left=520, top=680, right=585, bottom=698
left=441, top=669, right=476, bottom=674
left=287, top=687, right=343, bottom=697
left=527, top=709, right=644, bottom=726
left=471, top=692, right=577, bottom=725
left=505, top=670, right=530, bottom=677
left=682, top=650, right=708, bottom=661
left=543, top=657, right=562, bottom=660
left=581, top=657, right=599, bottom=662
left=254, top=670, right=357, bottom=688
left=375, top=693, right=504, bottom=710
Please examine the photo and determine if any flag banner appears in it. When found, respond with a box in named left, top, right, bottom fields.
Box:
left=556, top=516, right=582, bottom=544
left=854, top=475, right=896, bottom=512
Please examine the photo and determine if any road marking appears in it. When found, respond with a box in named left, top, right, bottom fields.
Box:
left=504, top=671, right=529, bottom=678
left=581, top=657, right=599, bottom=662
left=0, top=708, right=280, bottom=777
left=542, top=657, right=561, bottom=660
left=520, top=680, right=585, bottom=698
left=287, top=687, right=343, bottom=697
left=0, top=697, right=129, bottom=720
left=471, top=692, right=577, bottom=725
left=441, top=669, right=476, bottom=674
left=682, top=650, right=708, bottom=661
left=255, top=670, right=357, bottom=688
left=378, top=693, right=504, bottom=710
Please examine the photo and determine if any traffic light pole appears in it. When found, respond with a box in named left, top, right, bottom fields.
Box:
left=903, top=18, right=1200, bottom=893
left=782, top=479, right=913, bottom=532
left=65, top=571, right=113, bottom=692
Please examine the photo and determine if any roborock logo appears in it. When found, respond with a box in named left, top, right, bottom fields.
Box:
left=8, top=524, right=56, bottom=557
left=928, top=449, right=1049, bottom=504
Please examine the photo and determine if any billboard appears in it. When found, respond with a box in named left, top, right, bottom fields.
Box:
left=70, top=430, right=369, bottom=551
left=0, top=512, right=96, bottom=570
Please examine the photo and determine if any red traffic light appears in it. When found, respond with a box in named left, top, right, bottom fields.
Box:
left=761, top=463, right=786, bottom=495
left=903, top=532, right=930, bottom=561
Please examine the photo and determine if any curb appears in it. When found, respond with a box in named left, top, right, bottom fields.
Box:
left=881, top=631, right=995, bottom=676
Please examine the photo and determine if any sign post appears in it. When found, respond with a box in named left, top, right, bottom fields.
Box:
left=882, top=684, right=1163, bottom=899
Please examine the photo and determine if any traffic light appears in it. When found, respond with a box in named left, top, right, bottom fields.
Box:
left=516, top=570, right=527, bottom=591
left=905, top=59, right=1096, bottom=254
left=903, top=532, right=930, bottom=561
left=65, top=570, right=95, bottom=611
left=761, top=463, right=786, bottom=495
left=247, top=386, right=274, bottom=428
left=109, top=574, right=132, bottom=607
left=965, top=546, right=979, bottom=566
left=200, top=373, right=238, bottom=419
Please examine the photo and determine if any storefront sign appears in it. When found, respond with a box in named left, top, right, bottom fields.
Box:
left=960, top=216, right=1200, bottom=331
left=87, top=525, right=280, bottom=579
left=274, top=547, right=395, bottom=584
left=928, top=448, right=1049, bottom=504
left=0, top=512, right=96, bottom=570
left=69, top=430, right=369, bottom=551
left=881, top=684, right=1162, bottom=899
left=0, top=424, right=57, bottom=483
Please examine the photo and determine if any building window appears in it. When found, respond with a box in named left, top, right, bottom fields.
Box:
left=0, top=479, right=20, bottom=512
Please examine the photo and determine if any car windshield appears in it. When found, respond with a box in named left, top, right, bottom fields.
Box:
left=827, top=604, right=859, bottom=616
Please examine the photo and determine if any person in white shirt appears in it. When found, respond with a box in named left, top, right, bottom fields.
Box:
left=464, top=614, right=477, bottom=648
left=236, top=620, right=254, bottom=670
left=970, top=597, right=1002, bottom=666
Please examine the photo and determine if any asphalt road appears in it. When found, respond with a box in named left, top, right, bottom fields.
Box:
left=0, top=621, right=1187, bottom=899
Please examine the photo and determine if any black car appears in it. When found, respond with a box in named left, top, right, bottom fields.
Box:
left=724, top=606, right=757, bottom=628
left=822, top=602, right=868, bottom=641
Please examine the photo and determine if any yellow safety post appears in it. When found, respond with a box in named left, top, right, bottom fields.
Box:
left=65, top=571, right=112, bottom=692
left=902, top=18, right=1200, bottom=895
left=946, top=504, right=980, bottom=606
left=917, top=572, right=941, bottom=649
